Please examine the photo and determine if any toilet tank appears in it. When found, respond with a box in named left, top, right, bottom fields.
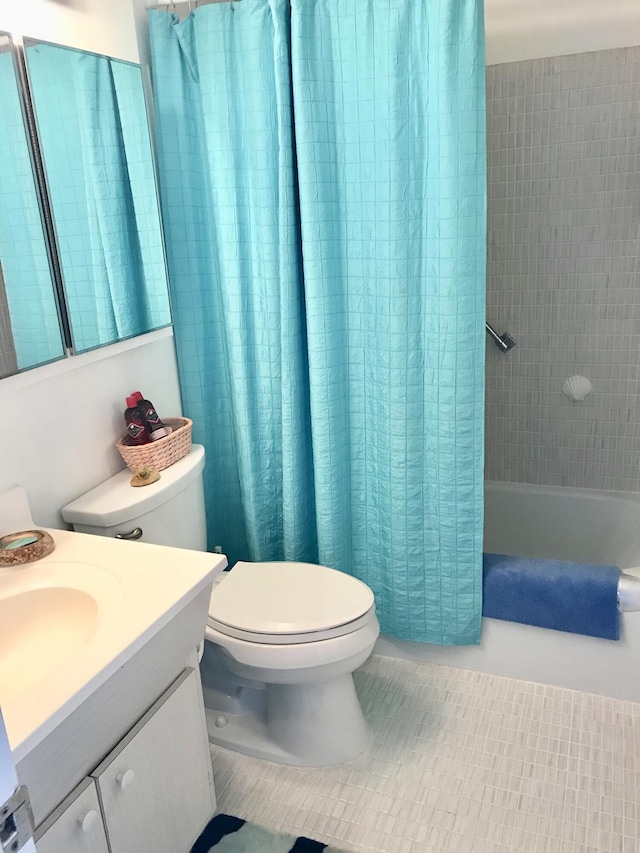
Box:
left=61, top=445, right=207, bottom=551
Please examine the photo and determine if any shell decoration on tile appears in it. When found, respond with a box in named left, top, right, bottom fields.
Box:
left=561, top=375, right=593, bottom=402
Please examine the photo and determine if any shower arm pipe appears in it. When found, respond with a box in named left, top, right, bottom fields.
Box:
left=486, top=322, right=516, bottom=353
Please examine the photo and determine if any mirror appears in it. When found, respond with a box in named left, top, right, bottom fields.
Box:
left=0, top=32, right=65, bottom=378
left=23, top=40, right=172, bottom=355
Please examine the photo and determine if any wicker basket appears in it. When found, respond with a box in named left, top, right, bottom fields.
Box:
left=116, top=417, right=193, bottom=473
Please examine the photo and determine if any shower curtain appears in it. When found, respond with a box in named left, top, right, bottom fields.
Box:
left=149, top=0, right=318, bottom=566
left=150, top=0, right=486, bottom=645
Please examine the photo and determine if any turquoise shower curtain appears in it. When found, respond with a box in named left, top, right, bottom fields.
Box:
left=150, top=1, right=318, bottom=565
left=150, top=0, right=486, bottom=645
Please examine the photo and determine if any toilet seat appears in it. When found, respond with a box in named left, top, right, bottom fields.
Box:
left=207, top=605, right=378, bottom=644
left=207, top=560, right=375, bottom=645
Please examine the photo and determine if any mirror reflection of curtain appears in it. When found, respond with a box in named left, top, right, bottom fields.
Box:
left=0, top=51, right=63, bottom=373
left=25, top=45, right=169, bottom=353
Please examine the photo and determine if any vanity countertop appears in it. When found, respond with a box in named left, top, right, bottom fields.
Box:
left=0, top=529, right=226, bottom=763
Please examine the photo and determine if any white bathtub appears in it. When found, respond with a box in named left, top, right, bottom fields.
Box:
left=375, top=481, right=640, bottom=701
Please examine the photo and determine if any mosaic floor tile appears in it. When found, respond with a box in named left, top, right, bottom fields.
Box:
left=211, top=655, right=640, bottom=853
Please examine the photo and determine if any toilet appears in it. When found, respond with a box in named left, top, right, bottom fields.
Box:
left=62, top=444, right=379, bottom=767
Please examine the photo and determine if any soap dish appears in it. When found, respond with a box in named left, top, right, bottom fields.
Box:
left=0, top=530, right=55, bottom=566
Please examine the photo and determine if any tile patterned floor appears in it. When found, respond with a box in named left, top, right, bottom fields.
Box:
left=211, top=654, right=640, bottom=853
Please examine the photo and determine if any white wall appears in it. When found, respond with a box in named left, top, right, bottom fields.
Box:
left=485, top=0, right=640, bottom=65
left=0, top=0, right=139, bottom=60
left=0, top=331, right=182, bottom=529
left=0, top=0, right=183, bottom=529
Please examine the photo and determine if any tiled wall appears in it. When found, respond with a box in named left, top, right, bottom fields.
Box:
left=485, top=46, right=640, bottom=491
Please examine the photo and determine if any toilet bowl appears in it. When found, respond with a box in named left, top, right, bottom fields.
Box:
left=201, top=560, right=379, bottom=765
left=62, top=446, right=379, bottom=767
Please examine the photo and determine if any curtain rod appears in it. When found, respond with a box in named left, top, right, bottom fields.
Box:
left=146, top=0, right=242, bottom=8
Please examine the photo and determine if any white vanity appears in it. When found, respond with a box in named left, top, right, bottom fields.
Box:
left=0, top=523, right=226, bottom=853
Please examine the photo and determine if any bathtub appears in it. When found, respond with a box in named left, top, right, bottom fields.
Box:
left=375, top=481, right=640, bottom=701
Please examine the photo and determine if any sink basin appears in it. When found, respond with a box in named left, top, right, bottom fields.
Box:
left=0, top=533, right=223, bottom=764
left=0, top=559, right=124, bottom=714
left=0, top=586, right=99, bottom=704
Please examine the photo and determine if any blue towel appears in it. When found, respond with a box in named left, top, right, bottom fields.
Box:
left=482, top=554, right=620, bottom=640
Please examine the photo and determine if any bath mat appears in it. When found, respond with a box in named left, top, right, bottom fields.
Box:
left=191, top=813, right=350, bottom=853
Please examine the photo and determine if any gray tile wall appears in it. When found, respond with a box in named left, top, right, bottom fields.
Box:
left=485, top=46, right=640, bottom=491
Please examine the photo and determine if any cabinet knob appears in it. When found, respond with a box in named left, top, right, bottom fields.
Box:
left=78, top=810, right=98, bottom=833
left=116, top=769, right=136, bottom=790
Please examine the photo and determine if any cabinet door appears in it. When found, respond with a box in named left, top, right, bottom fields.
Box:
left=92, top=667, right=215, bottom=853
left=35, top=779, right=108, bottom=853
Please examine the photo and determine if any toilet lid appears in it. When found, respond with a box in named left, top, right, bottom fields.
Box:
left=208, top=561, right=374, bottom=638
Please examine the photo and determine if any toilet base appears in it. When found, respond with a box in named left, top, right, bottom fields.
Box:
left=204, top=674, right=372, bottom=767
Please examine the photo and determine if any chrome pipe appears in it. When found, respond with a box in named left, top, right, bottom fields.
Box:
left=486, top=322, right=516, bottom=352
